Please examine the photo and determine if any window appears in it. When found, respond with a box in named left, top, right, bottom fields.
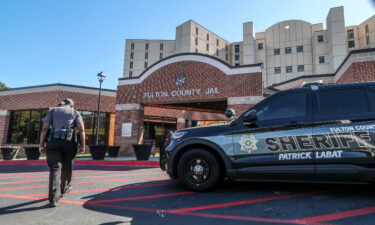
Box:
left=159, top=53, right=163, bottom=60
left=130, top=61, right=133, bottom=69
left=145, top=43, right=149, bottom=50
left=235, top=63, right=240, bottom=66
left=160, top=43, right=163, bottom=51
left=286, top=66, right=293, bottom=73
left=130, top=52, right=134, bottom=59
left=319, top=56, right=325, bottom=64
left=274, top=67, right=281, bottom=74
left=235, top=44, right=240, bottom=53
left=285, top=47, right=292, bottom=54
left=274, top=48, right=280, bottom=55
left=195, top=37, right=198, bottom=46
left=318, top=88, right=369, bottom=115
left=225, top=53, right=228, bottom=60
left=253, top=93, right=307, bottom=121
left=235, top=54, right=240, bottom=61
left=297, top=45, right=303, bottom=53
left=7, top=109, right=49, bottom=144
left=79, top=111, right=111, bottom=145
left=366, top=35, right=370, bottom=45
left=195, top=49, right=198, bottom=53
left=216, top=39, right=219, bottom=46
left=216, top=49, right=219, bottom=56
left=195, top=27, right=198, bottom=35
left=317, top=35, right=324, bottom=42
left=129, top=71, right=132, bottom=77
left=145, top=52, right=148, bottom=59
left=206, top=33, right=209, bottom=41
left=348, top=40, right=355, bottom=48
left=347, top=29, right=354, bottom=39
left=258, top=43, right=263, bottom=50
left=298, top=65, right=304, bottom=72
left=225, top=45, right=228, bottom=51
left=130, top=43, right=134, bottom=50
left=144, top=62, right=148, bottom=69
left=206, top=43, right=209, bottom=51
left=365, top=24, right=369, bottom=33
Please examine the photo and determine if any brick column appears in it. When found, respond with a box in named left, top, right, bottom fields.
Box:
left=177, top=118, right=186, bottom=130
left=114, top=104, right=144, bottom=156
left=0, top=110, right=10, bottom=145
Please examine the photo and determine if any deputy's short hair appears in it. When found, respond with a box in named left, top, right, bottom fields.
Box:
left=63, top=98, right=74, bottom=106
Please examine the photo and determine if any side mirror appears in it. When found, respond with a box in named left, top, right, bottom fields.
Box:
left=243, top=110, right=257, bottom=122
left=225, top=109, right=236, bottom=119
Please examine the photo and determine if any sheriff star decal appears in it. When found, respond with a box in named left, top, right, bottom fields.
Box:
left=240, top=134, right=258, bottom=153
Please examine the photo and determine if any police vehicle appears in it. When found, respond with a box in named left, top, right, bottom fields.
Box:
left=160, top=82, right=375, bottom=191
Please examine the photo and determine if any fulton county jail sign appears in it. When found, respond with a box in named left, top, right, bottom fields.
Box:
left=144, top=87, right=220, bottom=99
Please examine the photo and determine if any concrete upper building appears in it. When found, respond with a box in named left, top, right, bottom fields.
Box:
left=122, top=6, right=374, bottom=89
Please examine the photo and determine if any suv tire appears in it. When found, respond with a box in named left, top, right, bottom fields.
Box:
left=177, top=149, right=221, bottom=191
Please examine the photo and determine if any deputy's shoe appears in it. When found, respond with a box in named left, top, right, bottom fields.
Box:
left=49, top=202, right=57, bottom=208
left=62, top=185, right=72, bottom=197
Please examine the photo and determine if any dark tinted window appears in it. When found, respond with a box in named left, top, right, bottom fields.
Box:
left=318, top=88, right=369, bottom=115
left=365, top=86, right=375, bottom=110
left=254, top=92, right=307, bottom=120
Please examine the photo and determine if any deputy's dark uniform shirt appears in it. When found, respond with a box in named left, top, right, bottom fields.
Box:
left=44, top=106, right=83, bottom=133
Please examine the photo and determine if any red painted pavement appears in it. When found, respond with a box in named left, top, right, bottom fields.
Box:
left=0, top=159, right=159, bottom=167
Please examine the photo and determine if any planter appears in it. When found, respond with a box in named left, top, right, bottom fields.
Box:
left=1, top=147, right=20, bottom=160
left=89, top=145, right=107, bottom=160
left=106, top=146, right=120, bottom=157
left=24, top=147, right=41, bottom=160
left=132, top=144, right=153, bottom=161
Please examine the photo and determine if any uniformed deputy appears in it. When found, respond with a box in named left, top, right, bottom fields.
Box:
left=39, top=98, right=86, bottom=207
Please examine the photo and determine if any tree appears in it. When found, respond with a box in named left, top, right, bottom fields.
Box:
left=0, top=81, right=8, bottom=90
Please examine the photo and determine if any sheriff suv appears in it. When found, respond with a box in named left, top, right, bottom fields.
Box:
left=160, top=82, right=375, bottom=191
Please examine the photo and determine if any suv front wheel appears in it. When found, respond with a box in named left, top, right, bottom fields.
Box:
left=177, top=149, right=221, bottom=191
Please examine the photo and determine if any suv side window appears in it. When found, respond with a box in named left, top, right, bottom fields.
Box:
left=365, top=86, right=375, bottom=111
left=317, top=88, right=369, bottom=115
left=254, top=92, right=307, bottom=121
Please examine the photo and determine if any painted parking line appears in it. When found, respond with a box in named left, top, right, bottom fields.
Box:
left=0, top=160, right=159, bottom=167
left=296, top=205, right=375, bottom=224
left=0, top=168, right=161, bottom=180
left=23, top=181, right=181, bottom=197
left=0, top=176, right=169, bottom=191
left=87, top=191, right=195, bottom=204
left=169, top=189, right=337, bottom=213
left=0, top=172, right=164, bottom=185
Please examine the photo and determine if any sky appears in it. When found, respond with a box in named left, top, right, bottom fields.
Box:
left=1, top=0, right=374, bottom=90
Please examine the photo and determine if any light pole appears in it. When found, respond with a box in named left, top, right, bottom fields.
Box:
left=95, top=71, right=106, bottom=145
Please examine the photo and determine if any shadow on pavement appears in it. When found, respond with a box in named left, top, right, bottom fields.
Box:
left=0, top=199, right=49, bottom=215
left=79, top=180, right=375, bottom=225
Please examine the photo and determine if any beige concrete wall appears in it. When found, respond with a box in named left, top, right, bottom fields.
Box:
left=326, top=6, right=347, bottom=73
left=121, top=7, right=374, bottom=87
left=357, top=15, right=375, bottom=49
left=123, top=40, right=175, bottom=78
left=264, top=20, right=314, bottom=86
left=312, top=30, right=330, bottom=74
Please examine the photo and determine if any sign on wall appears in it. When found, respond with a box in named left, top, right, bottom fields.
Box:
left=122, top=123, right=132, bottom=137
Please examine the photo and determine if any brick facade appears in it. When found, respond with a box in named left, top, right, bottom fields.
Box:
left=116, top=57, right=263, bottom=155
left=117, top=61, right=262, bottom=104
left=336, top=61, right=375, bottom=84
left=0, top=84, right=116, bottom=149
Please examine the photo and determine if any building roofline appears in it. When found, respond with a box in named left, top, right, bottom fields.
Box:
left=125, top=39, right=175, bottom=42
left=179, top=20, right=231, bottom=43
left=0, top=83, right=116, bottom=93
left=267, top=48, right=375, bottom=90
left=119, top=52, right=262, bottom=81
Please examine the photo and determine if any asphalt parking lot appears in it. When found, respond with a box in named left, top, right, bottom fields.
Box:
left=1, top=164, right=375, bottom=225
